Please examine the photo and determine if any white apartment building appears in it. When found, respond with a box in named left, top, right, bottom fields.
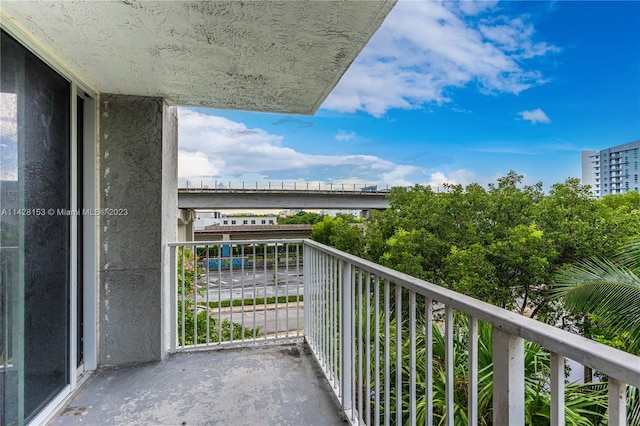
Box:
left=582, top=140, right=639, bottom=198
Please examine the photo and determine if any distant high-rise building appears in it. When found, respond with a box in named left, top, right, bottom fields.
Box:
left=582, top=140, right=640, bottom=198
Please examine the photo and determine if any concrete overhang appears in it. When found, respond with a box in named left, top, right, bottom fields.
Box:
left=1, top=1, right=395, bottom=114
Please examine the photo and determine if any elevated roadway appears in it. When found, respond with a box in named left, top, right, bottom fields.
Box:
left=178, top=188, right=390, bottom=210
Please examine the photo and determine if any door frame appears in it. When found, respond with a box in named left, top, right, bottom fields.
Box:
left=0, top=18, right=99, bottom=425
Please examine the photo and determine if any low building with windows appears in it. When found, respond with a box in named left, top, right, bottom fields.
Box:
left=212, top=216, right=278, bottom=227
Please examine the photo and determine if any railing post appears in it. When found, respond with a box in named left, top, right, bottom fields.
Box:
left=608, top=378, right=626, bottom=425
left=340, top=260, right=353, bottom=417
left=169, top=245, right=177, bottom=351
left=492, top=328, right=524, bottom=426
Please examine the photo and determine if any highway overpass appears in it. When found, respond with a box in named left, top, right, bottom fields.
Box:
left=178, top=188, right=390, bottom=210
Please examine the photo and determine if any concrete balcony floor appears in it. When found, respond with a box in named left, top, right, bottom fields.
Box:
left=51, top=341, right=345, bottom=425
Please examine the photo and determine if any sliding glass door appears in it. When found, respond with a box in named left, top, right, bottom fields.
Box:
left=1, top=30, right=71, bottom=425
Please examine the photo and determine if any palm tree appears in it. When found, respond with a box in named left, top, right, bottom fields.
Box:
left=553, top=238, right=640, bottom=425
left=552, top=237, right=640, bottom=355
left=358, top=311, right=609, bottom=425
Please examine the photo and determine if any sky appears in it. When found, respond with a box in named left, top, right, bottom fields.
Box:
left=178, top=0, right=640, bottom=191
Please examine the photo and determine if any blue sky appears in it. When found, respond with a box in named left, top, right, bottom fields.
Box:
left=178, top=1, right=640, bottom=191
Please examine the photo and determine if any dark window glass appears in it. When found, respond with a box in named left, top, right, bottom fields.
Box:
left=1, top=30, right=70, bottom=424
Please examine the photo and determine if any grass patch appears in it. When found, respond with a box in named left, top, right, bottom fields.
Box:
left=208, top=295, right=303, bottom=309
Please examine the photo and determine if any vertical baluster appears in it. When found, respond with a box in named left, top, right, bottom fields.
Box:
left=193, top=244, right=198, bottom=346
left=468, top=316, right=478, bottom=426
left=374, top=276, right=381, bottom=426
left=274, top=243, right=278, bottom=339
left=358, top=268, right=364, bottom=424
left=324, top=253, right=329, bottom=373
left=445, top=306, right=453, bottom=426
left=218, top=243, right=222, bottom=343
left=322, top=252, right=327, bottom=370
left=296, top=243, right=300, bottom=337
left=396, top=284, right=402, bottom=426
left=170, top=246, right=177, bottom=350
left=384, top=279, right=390, bottom=426
left=285, top=243, right=289, bottom=338
left=351, top=266, right=357, bottom=423
left=550, top=353, right=564, bottom=426
left=327, top=253, right=332, bottom=371
left=341, top=261, right=354, bottom=418
left=366, top=272, right=372, bottom=425
left=333, top=257, right=338, bottom=388
left=312, top=247, right=317, bottom=350
left=263, top=244, right=268, bottom=338
left=426, top=298, right=433, bottom=426
left=205, top=245, right=210, bottom=344
left=253, top=243, right=257, bottom=340
left=181, top=246, right=186, bottom=348
left=335, top=256, right=340, bottom=397
left=410, top=291, right=417, bottom=426
left=308, top=246, right=314, bottom=350
left=240, top=244, right=245, bottom=342
left=229, top=243, right=233, bottom=344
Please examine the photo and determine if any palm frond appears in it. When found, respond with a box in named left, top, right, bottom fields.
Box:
left=617, top=238, right=640, bottom=271
left=553, top=258, right=640, bottom=294
left=552, top=257, right=640, bottom=353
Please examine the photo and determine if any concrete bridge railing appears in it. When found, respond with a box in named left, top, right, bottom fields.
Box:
left=180, top=181, right=394, bottom=193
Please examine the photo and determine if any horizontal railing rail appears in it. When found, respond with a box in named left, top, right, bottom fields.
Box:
left=303, top=239, right=640, bottom=426
left=169, top=240, right=304, bottom=350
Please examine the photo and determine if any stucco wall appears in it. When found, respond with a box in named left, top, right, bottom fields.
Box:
left=98, top=94, right=177, bottom=366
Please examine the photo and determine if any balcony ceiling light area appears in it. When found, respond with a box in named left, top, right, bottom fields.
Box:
left=1, top=0, right=395, bottom=114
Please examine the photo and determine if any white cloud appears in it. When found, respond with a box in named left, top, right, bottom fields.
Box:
left=335, top=130, right=357, bottom=141
left=178, top=151, right=224, bottom=179
left=178, top=109, right=425, bottom=187
left=518, top=108, right=551, bottom=124
left=422, top=169, right=481, bottom=189
left=323, top=0, right=558, bottom=117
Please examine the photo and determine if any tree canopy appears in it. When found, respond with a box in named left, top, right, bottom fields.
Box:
left=318, top=171, right=640, bottom=324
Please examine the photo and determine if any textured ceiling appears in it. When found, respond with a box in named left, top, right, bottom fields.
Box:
left=1, top=1, right=395, bottom=114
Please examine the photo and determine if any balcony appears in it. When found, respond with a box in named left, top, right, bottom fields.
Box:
left=51, top=342, right=344, bottom=425
left=52, top=240, right=640, bottom=425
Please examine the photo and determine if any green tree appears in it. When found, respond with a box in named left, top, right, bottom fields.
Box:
left=310, top=215, right=338, bottom=245
left=311, top=215, right=365, bottom=257
left=316, top=173, right=639, bottom=324
left=552, top=238, right=640, bottom=355
left=279, top=211, right=324, bottom=224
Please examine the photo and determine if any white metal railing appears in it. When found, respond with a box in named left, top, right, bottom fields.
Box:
left=303, top=240, right=640, bottom=426
left=169, top=240, right=304, bottom=350
left=168, top=239, right=640, bottom=424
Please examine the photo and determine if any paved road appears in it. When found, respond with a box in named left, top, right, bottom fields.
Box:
left=191, top=268, right=304, bottom=336
left=196, top=268, right=303, bottom=303
left=212, top=303, right=304, bottom=337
